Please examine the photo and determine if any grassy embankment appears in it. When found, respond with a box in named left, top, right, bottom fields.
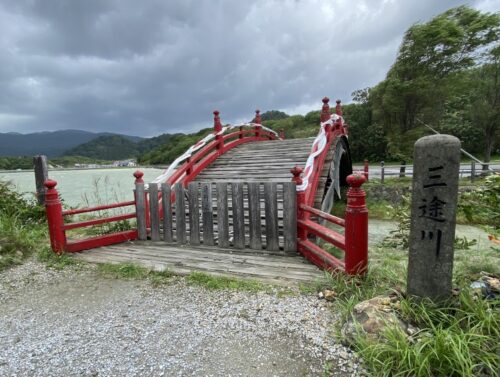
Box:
left=322, top=174, right=499, bottom=376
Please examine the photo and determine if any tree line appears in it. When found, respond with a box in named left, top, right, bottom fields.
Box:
left=345, top=6, right=499, bottom=163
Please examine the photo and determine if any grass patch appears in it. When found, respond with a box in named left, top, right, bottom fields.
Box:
left=0, top=180, right=48, bottom=271
left=37, top=245, right=80, bottom=270
left=186, top=271, right=269, bottom=292
left=0, top=212, right=47, bottom=271
left=97, top=262, right=174, bottom=286
left=354, top=291, right=499, bottom=377
left=324, top=239, right=499, bottom=376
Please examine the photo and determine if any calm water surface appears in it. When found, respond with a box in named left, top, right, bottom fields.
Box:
left=0, top=168, right=164, bottom=207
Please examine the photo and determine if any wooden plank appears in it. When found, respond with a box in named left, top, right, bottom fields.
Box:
left=188, top=182, right=200, bottom=245
left=175, top=183, right=186, bottom=244
left=201, top=182, right=214, bottom=246
left=104, top=243, right=317, bottom=266
left=148, top=183, right=160, bottom=241
left=231, top=182, right=245, bottom=249
left=216, top=182, right=229, bottom=248
left=75, top=248, right=321, bottom=282
left=264, top=182, right=279, bottom=251
left=282, top=182, right=297, bottom=252
left=247, top=182, right=262, bottom=250
left=89, top=247, right=319, bottom=273
left=135, top=184, right=147, bottom=241
left=161, top=183, right=173, bottom=243
left=74, top=252, right=317, bottom=286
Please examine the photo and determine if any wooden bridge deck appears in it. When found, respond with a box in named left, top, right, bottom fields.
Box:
left=72, top=242, right=325, bottom=286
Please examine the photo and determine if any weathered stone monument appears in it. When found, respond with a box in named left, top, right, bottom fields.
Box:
left=407, top=135, right=461, bottom=300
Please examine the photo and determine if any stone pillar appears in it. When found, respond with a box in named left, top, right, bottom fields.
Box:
left=407, top=135, right=461, bottom=300
left=33, top=155, right=48, bottom=205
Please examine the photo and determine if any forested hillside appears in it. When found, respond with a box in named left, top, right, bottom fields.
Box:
left=64, top=133, right=175, bottom=160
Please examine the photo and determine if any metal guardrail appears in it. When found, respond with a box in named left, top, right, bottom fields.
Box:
left=353, top=160, right=500, bottom=182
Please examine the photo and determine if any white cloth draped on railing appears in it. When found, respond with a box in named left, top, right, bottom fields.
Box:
left=149, top=123, right=280, bottom=186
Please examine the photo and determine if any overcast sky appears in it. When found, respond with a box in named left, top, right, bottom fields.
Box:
left=0, top=0, right=497, bottom=137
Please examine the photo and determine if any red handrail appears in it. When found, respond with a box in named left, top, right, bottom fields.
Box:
left=300, top=204, right=345, bottom=227
left=62, top=213, right=136, bottom=231
left=62, top=200, right=135, bottom=216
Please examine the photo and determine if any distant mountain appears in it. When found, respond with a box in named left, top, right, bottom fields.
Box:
left=0, top=129, right=143, bottom=157
left=63, top=133, right=175, bottom=160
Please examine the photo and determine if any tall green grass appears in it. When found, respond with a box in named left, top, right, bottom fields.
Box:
left=0, top=181, right=47, bottom=270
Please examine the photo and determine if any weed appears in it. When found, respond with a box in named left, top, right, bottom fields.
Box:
left=97, top=262, right=174, bottom=286
left=37, top=246, right=79, bottom=270
left=186, top=271, right=269, bottom=292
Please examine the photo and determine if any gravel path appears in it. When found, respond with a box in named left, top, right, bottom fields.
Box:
left=0, top=260, right=363, bottom=376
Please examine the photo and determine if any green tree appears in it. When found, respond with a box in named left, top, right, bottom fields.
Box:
left=467, top=49, right=500, bottom=162
left=372, top=6, right=499, bottom=143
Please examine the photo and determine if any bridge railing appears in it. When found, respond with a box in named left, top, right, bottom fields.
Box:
left=134, top=181, right=298, bottom=252
left=293, top=168, right=368, bottom=275
left=44, top=178, right=138, bottom=254
left=150, top=109, right=280, bottom=189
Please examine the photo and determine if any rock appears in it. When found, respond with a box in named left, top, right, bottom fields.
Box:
left=483, top=276, right=500, bottom=293
left=341, top=295, right=407, bottom=345
left=323, top=290, right=336, bottom=301
left=317, top=291, right=324, bottom=299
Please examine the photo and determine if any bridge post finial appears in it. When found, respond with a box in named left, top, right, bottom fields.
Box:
left=133, top=170, right=144, bottom=184
left=335, top=99, right=343, bottom=116
left=44, top=179, right=66, bottom=254
left=290, top=166, right=303, bottom=185
left=254, top=109, right=262, bottom=125
left=344, top=173, right=368, bottom=275
left=254, top=109, right=262, bottom=138
left=320, top=97, right=330, bottom=123
left=213, top=110, right=222, bottom=133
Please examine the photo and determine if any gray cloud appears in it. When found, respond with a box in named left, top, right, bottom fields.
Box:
left=0, top=0, right=493, bottom=136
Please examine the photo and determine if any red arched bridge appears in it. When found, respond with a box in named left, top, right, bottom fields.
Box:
left=43, top=97, right=368, bottom=284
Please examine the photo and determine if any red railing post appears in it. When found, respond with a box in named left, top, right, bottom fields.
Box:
left=291, top=167, right=307, bottom=241
left=254, top=109, right=262, bottom=138
left=213, top=110, right=224, bottom=152
left=134, top=170, right=150, bottom=228
left=279, top=129, right=285, bottom=139
left=44, top=179, right=66, bottom=254
left=344, top=173, right=368, bottom=275
left=320, top=97, right=331, bottom=138
left=364, top=159, right=369, bottom=181
left=335, top=99, right=343, bottom=116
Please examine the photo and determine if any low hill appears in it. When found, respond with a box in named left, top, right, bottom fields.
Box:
left=63, top=133, right=175, bottom=160
left=0, top=130, right=143, bottom=157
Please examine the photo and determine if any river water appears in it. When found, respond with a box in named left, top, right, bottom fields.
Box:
left=0, top=168, right=164, bottom=207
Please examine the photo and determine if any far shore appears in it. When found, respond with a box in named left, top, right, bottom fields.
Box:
left=0, top=166, right=167, bottom=174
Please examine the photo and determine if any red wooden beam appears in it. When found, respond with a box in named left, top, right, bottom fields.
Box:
left=66, top=230, right=138, bottom=253
left=297, top=219, right=345, bottom=250
left=63, top=213, right=136, bottom=230
left=300, top=204, right=345, bottom=227
left=62, top=201, right=135, bottom=216
left=298, top=239, right=345, bottom=271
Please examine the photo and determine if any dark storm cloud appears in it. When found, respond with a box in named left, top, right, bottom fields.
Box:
left=0, top=0, right=492, bottom=136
